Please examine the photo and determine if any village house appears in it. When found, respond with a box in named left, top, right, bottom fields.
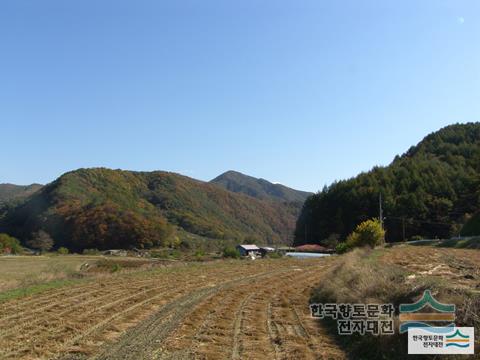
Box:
left=259, top=246, right=275, bottom=257
left=236, top=244, right=260, bottom=257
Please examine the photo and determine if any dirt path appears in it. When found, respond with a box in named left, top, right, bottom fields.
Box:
left=0, top=259, right=345, bottom=360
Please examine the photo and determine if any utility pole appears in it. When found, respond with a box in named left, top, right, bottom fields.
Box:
left=379, top=193, right=385, bottom=243
left=379, top=193, right=383, bottom=230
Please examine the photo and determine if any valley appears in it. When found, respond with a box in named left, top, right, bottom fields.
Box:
left=0, top=243, right=479, bottom=359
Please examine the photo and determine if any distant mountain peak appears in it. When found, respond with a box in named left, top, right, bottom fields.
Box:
left=0, top=183, right=43, bottom=205
left=211, top=170, right=312, bottom=203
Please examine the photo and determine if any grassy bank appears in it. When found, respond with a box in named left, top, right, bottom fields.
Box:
left=311, top=248, right=480, bottom=359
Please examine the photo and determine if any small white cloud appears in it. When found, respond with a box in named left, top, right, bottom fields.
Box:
left=457, top=16, right=465, bottom=24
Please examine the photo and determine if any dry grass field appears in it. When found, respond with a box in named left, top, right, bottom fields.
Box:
left=0, top=256, right=98, bottom=293
left=0, top=246, right=479, bottom=359
left=0, top=256, right=345, bottom=360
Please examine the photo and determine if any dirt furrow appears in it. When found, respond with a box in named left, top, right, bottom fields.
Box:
left=231, top=293, right=254, bottom=359
left=158, top=280, right=252, bottom=359
left=60, top=266, right=273, bottom=358
left=0, top=280, right=167, bottom=339
left=266, top=301, right=281, bottom=359
left=0, top=287, right=133, bottom=338
left=3, top=278, right=205, bottom=359
left=267, top=269, right=346, bottom=360
left=1, top=265, right=260, bottom=358
left=158, top=266, right=309, bottom=359
left=0, top=283, right=100, bottom=317
left=234, top=270, right=317, bottom=359
left=94, top=284, right=230, bottom=359
left=94, top=268, right=294, bottom=360
left=0, top=275, right=164, bottom=321
left=0, top=259, right=344, bottom=360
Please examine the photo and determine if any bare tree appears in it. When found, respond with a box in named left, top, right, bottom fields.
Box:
left=26, top=230, right=54, bottom=253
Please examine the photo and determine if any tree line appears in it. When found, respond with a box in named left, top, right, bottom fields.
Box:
left=294, top=123, right=480, bottom=245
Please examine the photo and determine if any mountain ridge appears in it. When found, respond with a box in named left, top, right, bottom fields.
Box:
left=211, top=170, right=312, bottom=203
left=0, top=183, right=43, bottom=206
left=0, top=168, right=297, bottom=250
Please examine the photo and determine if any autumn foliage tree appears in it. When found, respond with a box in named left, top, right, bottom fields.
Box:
left=346, top=219, right=385, bottom=249
left=65, top=202, right=175, bottom=250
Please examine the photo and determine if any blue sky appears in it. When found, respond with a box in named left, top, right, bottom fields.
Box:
left=1, top=0, right=479, bottom=192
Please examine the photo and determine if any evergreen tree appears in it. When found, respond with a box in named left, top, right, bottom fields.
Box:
left=295, top=123, right=480, bottom=244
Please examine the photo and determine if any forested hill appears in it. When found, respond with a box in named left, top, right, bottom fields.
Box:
left=0, top=168, right=297, bottom=250
left=0, top=184, right=42, bottom=206
left=295, top=123, right=480, bottom=244
left=211, top=170, right=312, bottom=203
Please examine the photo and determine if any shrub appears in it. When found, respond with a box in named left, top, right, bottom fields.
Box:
left=166, top=235, right=181, bottom=249
left=335, top=242, right=349, bottom=254
left=57, top=247, right=69, bottom=255
left=346, top=218, right=385, bottom=249
left=266, top=251, right=282, bottom=259
left=409, top=235, right=423, bottom=241
left=0, top=233, right=22, bottom=254
left=194, top=250, right=205, bottom=257
left=222, top=246, right=240, bottom=259
left=110, top=263, right=122, bottom=272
